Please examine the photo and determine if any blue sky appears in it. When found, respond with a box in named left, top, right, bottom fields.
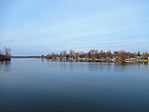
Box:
left=0, top=0, right=149, bottom=55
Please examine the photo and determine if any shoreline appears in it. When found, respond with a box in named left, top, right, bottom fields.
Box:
left=41, top=58, right=149, bottom=64
left=0, top=55, right=11, bottom=61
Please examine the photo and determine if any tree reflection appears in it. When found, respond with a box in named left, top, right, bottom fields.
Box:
left=0, top=61, right=11, bottom=72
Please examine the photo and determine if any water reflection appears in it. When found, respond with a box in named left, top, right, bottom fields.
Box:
left=0, top=59, right=149, bottom=112
left=44, top=61, right=121, bottom=72
left=0, top=61, right=11, bottom=72
left=86, top=62, right=112, bottom=71
left=43, top=60, right=149, bottom=73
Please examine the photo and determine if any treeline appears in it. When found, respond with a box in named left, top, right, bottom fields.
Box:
left=0, top=47, right=11, bottom=61
left=42, top=49, right=149, bottom=63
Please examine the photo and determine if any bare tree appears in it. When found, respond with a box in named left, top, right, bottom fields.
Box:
left=4, top=47, right=11, bottom=57
left=69, top=49, right=75, bottom=58
left=142, top=52, right=149, bottom=57
left=0, top=49, right=3, bottom=55
left=60, top=50, right=67, bottom=57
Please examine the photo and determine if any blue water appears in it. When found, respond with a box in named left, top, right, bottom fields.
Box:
left=0, top=59, right=149, bottom=112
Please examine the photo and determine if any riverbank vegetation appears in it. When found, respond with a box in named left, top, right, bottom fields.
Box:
left=42, top=50, right=149, bottom=63
left=0, top=47, right=11, bottom=61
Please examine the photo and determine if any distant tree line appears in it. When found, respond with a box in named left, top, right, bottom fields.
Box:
left=42, top=49, right=149, bottom=63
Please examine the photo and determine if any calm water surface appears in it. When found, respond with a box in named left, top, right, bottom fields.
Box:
left=0, top=59, right=149, bottom=112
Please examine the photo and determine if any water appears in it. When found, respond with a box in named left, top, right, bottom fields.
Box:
left=0, top=59, right=149, bottom=112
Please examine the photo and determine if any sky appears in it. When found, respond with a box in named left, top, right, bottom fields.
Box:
left=0, top=0, right=149, bottom=55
